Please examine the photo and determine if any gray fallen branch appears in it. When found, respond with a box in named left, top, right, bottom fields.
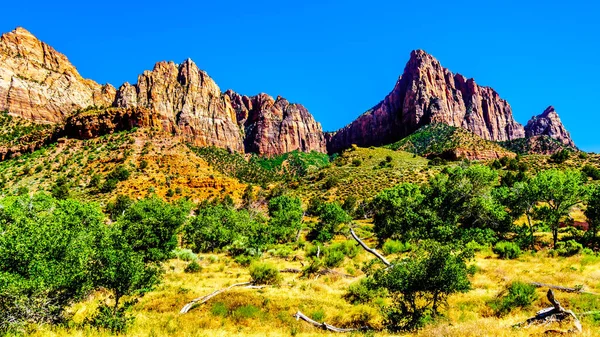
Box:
left=530, top=282, right=599, bottom=295
left=293, top=310, right=363, bottom=332
left=514, top=289, right=582, bottom=333
left=349, top=227, right=391, bottom=267
left=179, top=282, right=265, bottom=314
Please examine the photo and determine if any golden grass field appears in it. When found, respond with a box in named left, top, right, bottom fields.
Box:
left=27, top=230, right=600, bottom=337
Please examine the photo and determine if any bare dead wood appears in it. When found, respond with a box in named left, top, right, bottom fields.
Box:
left=179, top=282, right=265, bottom=314
left=280, top=268, right=355, bottom=278
left=514, top=289, right=582, bottom=333
left=530, top=282, right=599, bottom=295
left=280, top=268, right=302, bottom=273
left=293, top=310, right=364, bottom=332
left=349, top=227, right=391, bottom=267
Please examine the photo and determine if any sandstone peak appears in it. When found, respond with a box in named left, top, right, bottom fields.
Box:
left=327, top=50, right=525, bottom=153
left=525, top=106, right=574, bottom=147
left=0, top=27, right=115, bottom=122
left=225, top=91, right=326, bottom=156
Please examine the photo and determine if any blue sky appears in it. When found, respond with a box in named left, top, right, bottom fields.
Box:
left=2, top=1, right=599, bottom=151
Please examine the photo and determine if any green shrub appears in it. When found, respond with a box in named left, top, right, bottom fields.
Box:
left=493, top=241, right=521, bottom=259
left=382, top=240, right=411, bottom=255
left=86, top=303, right=134, bottom=334
left=184, top=261, right=202, bottom=273
left=211, top=302, right=228, bottom=317
left=343, top=278, right=382, bottom=304
left=100, top=178, right=118, bottom=193
left=174, top=248, right=198, bottom=262
left=249, top=262, right=281, bottom=285
left=555, top=240, right=583, bottom=257
left=324, top=249, right=345, bottom=268
left=489, top=281, right=538, bottom=316
left=352, top=159, right=362, bottom=167
left=233, top=305, right=261, bottom=320
left=108, top=165, right=131, bottom=181
left=234, top=255, right=256, bottom=266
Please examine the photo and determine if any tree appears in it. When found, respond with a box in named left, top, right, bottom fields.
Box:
left=118, top=197, right=190, bottom=262
left=105, top=194, right=134, bottom=221
left=585, top=184, right=600, bottom=248
left=531, top=169, right=586, bottom=248
left=268, top=195, right=303, bottom=243
left=372, top=183, right=426, bottom=243
left=498, top=181, right=541, bottom=249
left=89, top=226, right=160, bottom=333
left=51, top=176, right=70, bottom=199
left=0, top=194, right=105, bottom=333
left=369, top=241, right=472, bottom=331
left=311, top=203, right=351, bottom=242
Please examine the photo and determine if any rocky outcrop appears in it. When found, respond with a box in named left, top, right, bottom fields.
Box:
left=327, top=50, right=525, bottom=153
left=0, top=27, right=115, bottom=123
left=62, top=107, right=165, bottom=139
left=524, top=106, right=574, bottom=147
left=114, top=59, right=244, bottom=152
left=225, top=90, right=326, bottom=156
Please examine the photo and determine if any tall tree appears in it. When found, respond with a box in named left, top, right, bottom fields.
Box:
left=584, top=184, right=600, bottom=248
left=531, top=169, right=586, bottom=248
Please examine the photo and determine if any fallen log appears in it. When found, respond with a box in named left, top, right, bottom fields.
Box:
left=179, top=282, right=265, bottom=314
left=293, top=310, right=363, bottom=332
left=530, top=282, right=599, bottom=295
left=349, top=227, right=391, bottom=267
left=514, top=289, right=582, bottom=334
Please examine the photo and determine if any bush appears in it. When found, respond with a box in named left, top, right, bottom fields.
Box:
left=343, top=278, right=383, bottom=304
left=87, top=303, right=134, bottom=334
left=234, top=255, right=256, bottom=266
left=323, top=176, right=339, bottom=190
left=108, top=165, right=131, bottom=181
left=352, top=159, right=362, bottom=167
left=324, top=249, right=345, bottom=268
left=100, top=178, right=118, bottom=193
left=382, top=240, right=411, bottom=255
left=184, top=261, right=202, bottom=273
left=550, top=149, right=570, bottom=164
left=555, top=240, right=583, bottom=256
left=249, top=262, right=281, bottom=285
left=489, top=281, right=538, bottom=316
left=173, top=248, right=198, bottom=262
left=493, top=241, right=521, bottom=259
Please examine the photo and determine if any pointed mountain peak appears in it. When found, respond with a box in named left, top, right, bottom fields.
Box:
left=525, top=106, right=574, bottom=147
left=9, top=27, right=36, bottom=38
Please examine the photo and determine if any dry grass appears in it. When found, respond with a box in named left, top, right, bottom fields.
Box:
left=27, top=239, right=600, bottom=337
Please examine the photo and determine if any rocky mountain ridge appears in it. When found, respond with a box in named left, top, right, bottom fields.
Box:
left=0, top=27, right=575, bottom=160
left=327, top=50, right=574, bottom=153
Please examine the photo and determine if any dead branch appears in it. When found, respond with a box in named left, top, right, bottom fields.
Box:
left=349, top=227, right=391, bottom=267
left=293, top=310, right=363, bottom=332
left=280, top=268, right=302, bottom=273
left=179, top=282, right=265, bottom=314
left=530, top=282, right=599, bottom=295
left=514, top=289, right=582, bottom=334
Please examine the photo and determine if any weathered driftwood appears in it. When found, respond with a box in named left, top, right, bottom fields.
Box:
left=179, top=282, right=265, bottom=314
left=349, top=227, right=391, bottom=267
left=293, top=310, right=362, bottom=332
left=515, top=289, right=582, bottom=333
left=530, top=282, right=599, bottom=296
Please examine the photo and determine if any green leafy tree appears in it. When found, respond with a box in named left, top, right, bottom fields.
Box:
left=497, top=181, right=541, bottom=249
left=118, top=197, right=190, bottom=262
left=584, top=184, right=600, bottom=248
left=105, top=194, right=134, bottom=221
left=370, top=241, right=472, bottom=331
left=531, top=169, right=586, bottom=248
left=372, top=183, right=426, bottom=243
left=0, top=194, right=105, bottom=332
left=311, top=203, right=351, bottom=242
left=268, top=195, right=303, bottom=243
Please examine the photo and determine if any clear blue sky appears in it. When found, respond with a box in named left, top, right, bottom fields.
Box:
left=2, top=1, right=599, bottom=151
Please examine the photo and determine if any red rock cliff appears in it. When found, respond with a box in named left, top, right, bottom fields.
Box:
left=524, top=106, right=574, bottom=147
left=225, top=90, right=326, bottom=156
left=114, top=59, right=244, bottom=152
left=0, top=27, right=115, bottom=123
left=327, top=50, right=525, bottom=153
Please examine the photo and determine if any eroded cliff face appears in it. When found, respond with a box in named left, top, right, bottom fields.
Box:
left=327, top=50, right=526, bottom=153
left=525, top=106, right=574, bottom=147
left=114, top=59, right=244, bottom=152
left=225, top=90, right=326, bottom=156
left=0, top=27, right=115, bottom=123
